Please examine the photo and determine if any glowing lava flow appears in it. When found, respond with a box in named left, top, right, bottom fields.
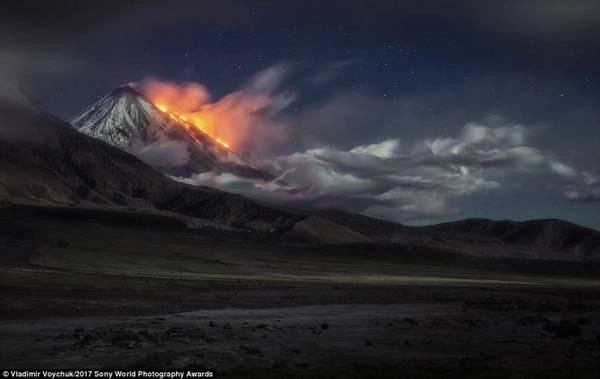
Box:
left=154, top=103, right=230, bottom=149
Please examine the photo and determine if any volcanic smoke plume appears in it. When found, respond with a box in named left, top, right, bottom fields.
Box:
left=137, top=65, right=292, bottom=158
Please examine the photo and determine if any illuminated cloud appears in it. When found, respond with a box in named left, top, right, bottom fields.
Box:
left=173, top=121, right=600, bottom=221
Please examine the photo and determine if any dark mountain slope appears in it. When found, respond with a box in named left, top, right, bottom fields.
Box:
left=314, top=209, right=600, bottom=260
left=0, top=94, right=302, bottom=232
left=426, top=218, right=600, bottom=260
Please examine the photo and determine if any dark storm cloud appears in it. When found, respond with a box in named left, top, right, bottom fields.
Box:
left=3, top=0, right=599, bottom=82
left=0, top=83, right=57, bottom=144
left=465, top=0, right=600, bottom=43
left=0, top=1, right=257, bottom=38
left=0, top=0, right=267, bottom=83
left=330, top=0, right=600, bottom=50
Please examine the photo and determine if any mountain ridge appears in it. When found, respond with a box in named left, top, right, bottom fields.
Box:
left=0, top=87, right=599, bottom=261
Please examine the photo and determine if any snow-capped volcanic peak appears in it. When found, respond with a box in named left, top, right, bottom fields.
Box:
left=71, top=85, right=272, bottom=180
left=71, top=85, right=160, bottom=149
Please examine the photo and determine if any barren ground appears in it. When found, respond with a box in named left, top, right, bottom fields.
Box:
left=1, top=208, right=600, bottom=378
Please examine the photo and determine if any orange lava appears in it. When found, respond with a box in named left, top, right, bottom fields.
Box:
left=154, top=103, right=230, bottom=149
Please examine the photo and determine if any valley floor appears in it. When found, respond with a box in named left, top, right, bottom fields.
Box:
left=2, top=282, right=600, bottom=378
left=1, top=206, right=600, bottom=377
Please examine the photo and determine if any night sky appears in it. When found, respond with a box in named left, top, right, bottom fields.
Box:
left=2, top=0, right=600, bottom=228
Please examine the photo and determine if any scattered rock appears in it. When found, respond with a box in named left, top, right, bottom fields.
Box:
left=134, top=351, right=177, bottom=369
left=576, top=317, right=591, bottom=325
left=566, top=302, right=586, bottom=311
left=78, top=334, right=97, bottom=346
left=517, top=315, right=550, bottom=326
left=111, top=329, right=141, bottom=345
left=272, top=361, right=287, bottom=369
left=239, top=344, right=262, bottom=355
left=544, top=320, right=582, bottom=338
left=166, top=327, right=185, bottom=337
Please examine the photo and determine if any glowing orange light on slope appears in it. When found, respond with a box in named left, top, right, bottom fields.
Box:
left=216, top=138, right=229, bottom=148
left=153, top=103, right=230, bottom=149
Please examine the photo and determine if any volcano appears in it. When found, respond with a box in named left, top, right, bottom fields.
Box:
left=70, top=85, right=273, bottom=180
left=0, top=83, right=302, bottom=232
